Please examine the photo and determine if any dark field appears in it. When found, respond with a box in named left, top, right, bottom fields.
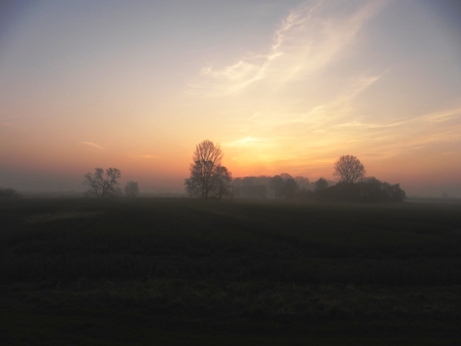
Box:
left=1, top=198, right=461, bottom=345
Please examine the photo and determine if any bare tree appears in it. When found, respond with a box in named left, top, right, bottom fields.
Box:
left=185, top=161, right=207, bottom=197
left=84, top=167, right=121, bottom=198
left=333, top=155, right=365, bottom=184
left=185, top=140, right=231, bottom=199
left=212, top=166, right=232, bottom=199
left=124, top=181, right=139, bottom=198
left=193, top=139, right=223, bottom=165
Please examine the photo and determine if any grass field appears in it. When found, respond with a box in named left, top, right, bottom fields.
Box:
left=1, top=197, right=461, bottom=345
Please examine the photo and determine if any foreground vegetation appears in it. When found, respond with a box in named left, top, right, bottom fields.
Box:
left=1, top=198, right=461, bottom=345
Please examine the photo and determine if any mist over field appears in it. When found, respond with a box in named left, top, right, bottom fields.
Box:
left=2, top=196, right=461, bottom=345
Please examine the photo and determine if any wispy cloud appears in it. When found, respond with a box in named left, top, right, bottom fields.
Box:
left=188, top=0, right=388, bottom=97
left=236, top=73, right=383, bottom=137
left=328, top=105, right=461, bottom=161
left=81, top=141, right=105, bottom=150
left=228, top=97, right=461, bottom=172
left=425, top=106, right=461, bottom=123
left=188, top=0, right=461, bottom=179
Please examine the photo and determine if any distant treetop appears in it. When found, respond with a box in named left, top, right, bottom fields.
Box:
left=333, top=155, right=365, bottom=184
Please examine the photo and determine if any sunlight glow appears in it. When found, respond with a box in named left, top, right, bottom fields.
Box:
left=1, top=0, right=460, bottom=196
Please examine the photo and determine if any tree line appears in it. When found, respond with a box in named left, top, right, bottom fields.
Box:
left=83, top=168, right=139, bottom=198
left=0, top=187, right=21, bottom=198
left=21, top=138, right=403, bottom=202
left=0, top=138, right=406, bottom=202
left=185, top=140, right=406, bottom=203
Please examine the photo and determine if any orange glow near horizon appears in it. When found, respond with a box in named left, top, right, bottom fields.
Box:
left=1, top=1, right=461, bottom=196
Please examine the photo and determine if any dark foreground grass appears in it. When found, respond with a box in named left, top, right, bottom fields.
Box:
left=1, top=197, right=461, bottom=345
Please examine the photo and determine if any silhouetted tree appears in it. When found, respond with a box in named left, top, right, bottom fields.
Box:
left=280, top=173, right=293, bottom=181
left=358, top=177, right=407, bottom=202
left=269, top=174, right=299, bottom=199
left=185, top=140, right=232, bottom=199
left=381, top=181, right=406, bottom=202
left=316, top=177, right=406, bottom=203
left=333, top=155, right=365, bottom=183
left=358, top=177, right=383, bottom=202
left=283, top=178, right=299, bottom=198
left=315, top=178, right=328, bottom=190
left=271, top=175, right=284, bottom=199
left=0, top=187, right=20, bottom=198
left=233, top=176, right=268, bottom=198
left=330, top=182, right=362, bottom=202
left=213, top=166, right=232, bottom=199
left=84, top=167, right=121, bottom=198
left=233, top=174, right=317, bottom=199
left=124, top=181, right=139, bottom=198
left=295, top=176, right=310, bottom=191
left=314, top=178, right=330, bottom=201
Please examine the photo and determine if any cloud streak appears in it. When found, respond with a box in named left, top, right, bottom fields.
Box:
left=81, top=141, right=105, bottom=150
left=189, top=0, right=388, bottom=97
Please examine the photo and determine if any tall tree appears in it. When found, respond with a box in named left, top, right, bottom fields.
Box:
left=333, top=155, right=365, bottom=184
left=84, top=167, right=121, bottom=198
left=185, top=140, right=231, bottom=199
left=213, top=166, right=232, bottom=199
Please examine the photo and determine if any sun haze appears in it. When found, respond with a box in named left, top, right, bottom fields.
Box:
left=1, top=0, right=460, bottom=196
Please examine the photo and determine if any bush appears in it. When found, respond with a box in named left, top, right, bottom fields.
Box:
left=315, top=178, right=406, bottom=203
left=0, top=187, right=20, bottom=198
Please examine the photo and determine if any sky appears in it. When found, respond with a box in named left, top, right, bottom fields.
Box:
left=1, top=0, right=461, bottom=197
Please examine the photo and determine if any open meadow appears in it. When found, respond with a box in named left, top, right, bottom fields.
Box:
left=1, top=197, right=461, bottom=345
